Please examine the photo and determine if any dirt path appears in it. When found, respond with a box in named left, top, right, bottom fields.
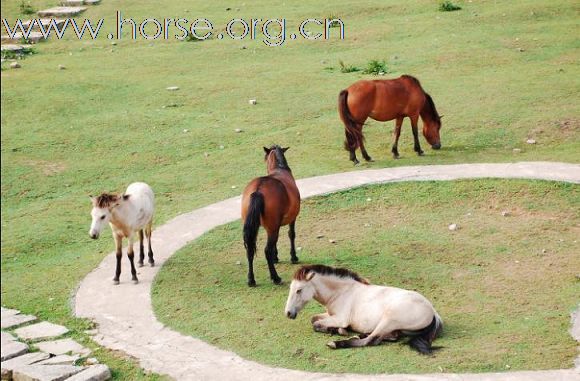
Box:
left=74, top=162, right=580, bottom=381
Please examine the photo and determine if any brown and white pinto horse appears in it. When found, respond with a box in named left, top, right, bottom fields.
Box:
left=339, top=75, right=443, bottom=164
left=285, top=265, right=443, bottom=353
left=241, top=145, right=301, bottom=287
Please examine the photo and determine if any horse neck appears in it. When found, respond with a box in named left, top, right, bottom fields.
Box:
left=109, top=201, right=135, bottom=232
left=312, top=275, right=359, bottom=312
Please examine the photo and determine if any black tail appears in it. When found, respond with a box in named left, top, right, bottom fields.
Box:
left=338, top=90, right=363, bottom=151
left=243, top=191, right=264, bottom=260
left=407, top=313, right=443, bottom=355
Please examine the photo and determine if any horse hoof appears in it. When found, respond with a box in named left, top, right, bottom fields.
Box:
left=273, top=277, right=283, bottom=285
left=248, top=280, right=257, bottom=287
left=364, top=157, right=374, bottom=162
left=418, top=151, right=424, bottom=156
left=113, top=279, right=120, bottom=285
left=291, top=257, right=299, bottom=264
left=353, top=161, right=360, bottom=166
left=149, top=261, right=155, bottom=267
left=326, top=341, right=337, bottom=349
left=138, top=262, right=144, bottom=268
left=132, top=279, right=139, bottom=284
left=273, top=258, right=279, bottom=264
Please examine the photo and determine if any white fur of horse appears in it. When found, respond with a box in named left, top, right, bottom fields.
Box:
left=89, top=182, right=155, bottom=284
left=285, top=265, right=442, bottom=352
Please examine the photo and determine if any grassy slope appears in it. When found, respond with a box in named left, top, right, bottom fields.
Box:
left=153, top=180, right=580, bottom=373
left=1, top=0, right=579, bottom=377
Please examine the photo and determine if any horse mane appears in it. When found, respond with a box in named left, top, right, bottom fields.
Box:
left=294, top=264, right=369, bottom=284
left=93, top=193, right=119, bottom=208
left=421, top=93, right=441, bottom=124
left=267, top=145, right=291, bottom=171
left=401, top=75, right=440, bottom=124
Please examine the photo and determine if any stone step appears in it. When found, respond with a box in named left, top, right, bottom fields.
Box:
left=1, top=352, right=51, bottom=380
left=15, top=322, right=69, bottom=341
left=1, top=307, right=20, bottom=319
left=1, top=32, right=47, bottom=44
left=60, top=0, right=101, bottom=5
left=11, top=364, right=84, bottom=381
left=0, top=312, right=37, bottom=329
left=0, top=340, right=28, bottom=361
left=64, top=364, right=111, bottom=381
left=34, top=339, right=91, bottom=357
left=37, top=7, right=87, bottom=18
left=37, top=354, right=80, bottom=366
left=1, top=331, right=17, bottom=344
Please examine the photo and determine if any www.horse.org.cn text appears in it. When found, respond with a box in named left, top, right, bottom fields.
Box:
left=1, top=11, right=345, bottom=47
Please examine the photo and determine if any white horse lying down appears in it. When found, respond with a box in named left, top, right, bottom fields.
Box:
left=285, top=264, right=443, bottom=353
left=89, top=182, right=155, bottom=285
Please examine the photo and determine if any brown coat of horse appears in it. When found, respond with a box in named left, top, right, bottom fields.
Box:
left=241, top=145, right=301, bottom=287
left=339, top=75, right=442, bottom=164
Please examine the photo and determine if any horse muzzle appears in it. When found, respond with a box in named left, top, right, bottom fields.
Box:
left=431, top=143, right=441, bottom=150
left=286, top=310, right=297, bottom=319
left=89, top=232, right=99, bottom=240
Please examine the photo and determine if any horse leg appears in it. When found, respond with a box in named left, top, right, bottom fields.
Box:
left=410, top=115, right=424, bottom=156
left=127, top=235, right=138, bottom=284
left=391, top=117, right=403, bottom=159
left=246, top=244, right=256, bottom=287
left=289, top=221, right=299, bottom=264
left=113, top=233, right=123, bottom=285
left=146, top=223, right=154, bottom=267
left=349, top=149, right=360, bottom=166
left=327, top=317, right=399, bottom=349
left=138, top=229, right=145, bottom=267
left=265, top=229, right=282, bottom=285
left=312, top=316, right=348, bottom=336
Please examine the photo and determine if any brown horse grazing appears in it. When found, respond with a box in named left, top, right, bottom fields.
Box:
left=241, top=145, right=301, bottom=287
left=339, top=75, right=443, bottom=164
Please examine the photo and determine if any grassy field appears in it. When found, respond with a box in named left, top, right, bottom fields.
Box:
left=153, top=180, right=580, bottom=373
left=1, top=0, right=579, bottom=378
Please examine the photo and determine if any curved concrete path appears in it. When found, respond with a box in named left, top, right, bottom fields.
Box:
left=75, top=162, right=580, bottom=381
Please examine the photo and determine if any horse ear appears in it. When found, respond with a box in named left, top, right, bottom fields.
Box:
left=263, top=147, right=271, bottom=154
left=282, top=147, right=290, bottom=152
left=305, top=271, right=315, bottom=281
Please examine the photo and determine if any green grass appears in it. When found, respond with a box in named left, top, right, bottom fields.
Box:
left=153, top=180, right=580, bottom=373
left=1, top=0, right=579, bottom=377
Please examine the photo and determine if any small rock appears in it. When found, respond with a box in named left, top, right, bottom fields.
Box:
left=219, top=145, right=225, bottom=150
left=541, top=248, right=547, bottom=254
left=316, top=234, right=324, bottom=239
left=576, top=274, right=580, bottom=280
left=366, top=198, right=371, bottom=202
left=84, top=329, right=97, bottom=336
left=296, top=247, right=302, bottom=251
left=328, top=239, right=336, bottom=244
left=235, top=261, right=241, bottom=265
left=85, top=357, right=99, bottom=365
left=10, top=62, right=21, bottom=69
left=513, top=148, right=522, bottom=153
left=241, top=45, right=247, bottom=50
left=203, top=152, right=209, bottom=158
left=225, top=7, right=231, bottom=10
left=234, top=128, right=243, bottom=133
left=166, top=86, right=179, bottom=91
left=515, top=260, right=520, bottom=264
left=448, top=223, right=458, bottom=231
left=516, top=47, right=525, bottom=52
left=248, top=99, right=257, bottom=105
left=364, top=223, right=370, bottom=227
left=526, top=138, right=536, bottom=144
left=183, top=129, right=188, bottom=133
left=111, top=41, right=117, bottom=45
left=231, top=185, right=237, bottom=189
left=296, top=132, right=301, bottom=135
left=58, top=64, right=66, bottom=70
left=501, top=210, right=510, bottom=217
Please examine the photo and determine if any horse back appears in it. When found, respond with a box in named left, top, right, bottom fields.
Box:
left=125, top=182, right=154, bottom=222
left=241, top=175, right=299, bottom=228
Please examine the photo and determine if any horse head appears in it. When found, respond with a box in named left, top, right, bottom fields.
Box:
left=88, top=193, right=129, bottom=239
left=285, top=270, right=316, bottom=319
left=263, top=145, right=290, bottom=172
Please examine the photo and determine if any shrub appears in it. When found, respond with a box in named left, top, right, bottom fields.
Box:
left=339, top=60, right=360, bottom=73
left=439, top=1, right=462, bottom=12
left=363, top=59, right=388, bottom=75
left=19, top=1, right=35, bottom=15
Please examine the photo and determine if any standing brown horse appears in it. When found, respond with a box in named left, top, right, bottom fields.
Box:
left=241, top=145, right=301, bottom=287
left=339, top=75, right=442, bottom=164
